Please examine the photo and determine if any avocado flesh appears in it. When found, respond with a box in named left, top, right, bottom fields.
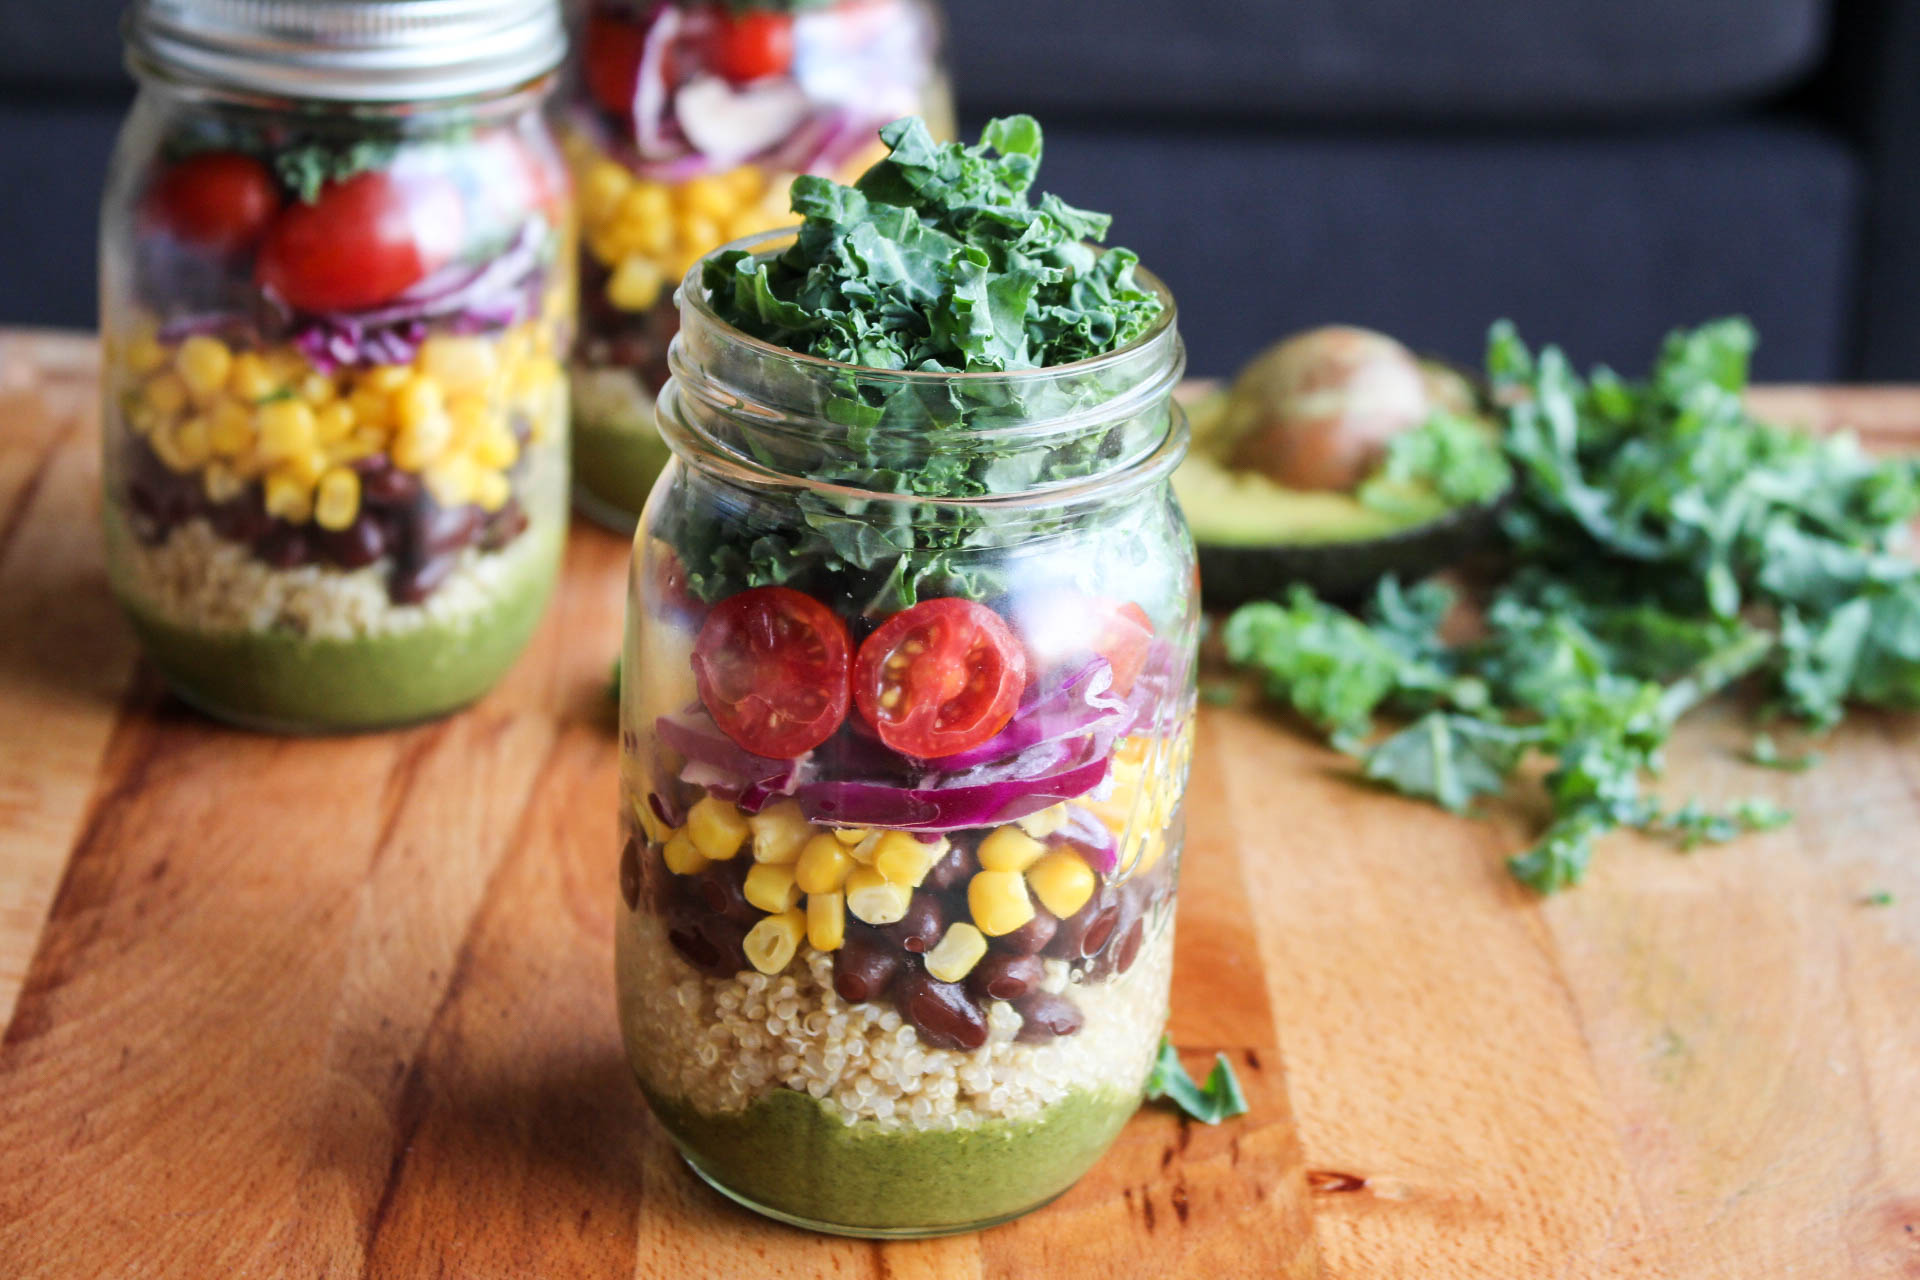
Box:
left=1174, top=385, right=1503, bottom=607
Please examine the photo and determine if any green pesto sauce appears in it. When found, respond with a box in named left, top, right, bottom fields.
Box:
left=110, top=522, right=562, bottom=733
left=644, top=1083, right=1142, bottom=1235
left=571, top=418, right=671, bottom=528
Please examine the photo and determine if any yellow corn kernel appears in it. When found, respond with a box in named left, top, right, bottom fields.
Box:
left=207, top=399, right=254, bottom=457
left=393, top=374, right=446, bottom=432
left=347, top=386, right=391, bottom=430
left=227, top=351, right=279, bottom=403
left=686, top=795, right=749, bottom=860
left=363, top=364, right=413, bottom=394
left=313, top=466, right=360, bottom=531
left=177, top=415, right=214, bottom=467
left=147, top=421, right=196, bottom=473
left=256, top=399, right=317, bottom=463
left=422, top=456, right=476, bottom=508
left=392, top=411, right=453, bottom=471
left=325, top=436, right=378, bottom=468
left=629, top=215, right=674, bottom=258
left=262, top=468, right=313, bottom=523
left=807, top=891, right=845, bottom=952
left=872, top=832, right=943, bottom=888
left=1026, top=848, right=1096, bottom=920
left=202, top=461, right=244, bottom=505
left=606, top=257, right=664, bottom=311
left=313, top=400, right=356, bottom=446
left=968, top=870, right=1035, bottom=937
left=662, top=829, right=709, bottom=876
left=175, top=336, right=232, bottom=402
left=471, top=423, right=519, bottom=470
left=723, top=165, right=764, bottom=200
left=844, top=866, right=912, bottom=926
left=743, top=907, right=806, bottom=976
left=297, top=373, right=336, bottom=408
left=125, top=329, right=168, bottom=376
left=618, top=180, right=673, bottom=228
left=722, top=208, right=776, bottom=246
left=923, top=923, right=988, bottom=984
left=833, top=828, right=874, bottom=847
left=742, top=861, right=800, bottom=914
left=666, top=245, right=708, bottom=287
left=677, top=174, right=735, bottom=222
left=1015, top=804, right=1068, bottom=839
left=794, top=834, right=854, bottom=895
left=144, top=371, right=189, bottom=416
left=633, top=792, right=670, bottom=845
left=420, top=336, right=499, bottom=395
left=471, top=469, right=509, bottom=513
left=977, top=826, right=1047, bottom=873
left=746, top=799, right=811, bottom=864
left=675, top=213, right=723, bottom=257
left=581, top=159, right=633, bottom=222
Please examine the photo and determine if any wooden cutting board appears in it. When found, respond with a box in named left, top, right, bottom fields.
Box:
left=2, top=329, right=1917, bottom=1278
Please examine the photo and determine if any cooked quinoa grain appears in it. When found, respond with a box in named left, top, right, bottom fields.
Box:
left=616, top=909, right=1173, bottom=1128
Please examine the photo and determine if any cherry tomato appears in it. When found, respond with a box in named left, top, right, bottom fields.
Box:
left=584, top=11, right=649, bottom=114
left=145, top=152, right=281, bottom=254
left=478, top=128, right=567, bottom=223
left=854, top=598, right=1028, bottom=759
left=709, top=8, right=794, bottom=83
left=255, top=170, right=464, bottom=313
left=693, top=586, right=853, bottom=758
left=1091, top=601, right=1154, bottom=698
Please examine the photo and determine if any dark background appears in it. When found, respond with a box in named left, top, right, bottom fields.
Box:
left=3, top=0, right=1916, bottom=380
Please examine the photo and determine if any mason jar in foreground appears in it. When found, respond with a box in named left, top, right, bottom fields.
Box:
left=564, top=0, right=951, bottom=529
left=615, top=238, right=1196, bottom=1236
left=100, top=0, right=573, bottom=732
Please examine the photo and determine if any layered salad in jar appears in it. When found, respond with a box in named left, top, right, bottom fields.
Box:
left=565, top=0, right=947, bottom=525
left=617, top=118, right=1197, bottom=1234
left=101, top=109, right=572, bottom=730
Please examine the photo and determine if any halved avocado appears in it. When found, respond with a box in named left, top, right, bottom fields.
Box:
left=1175, top=335, right=1512, bottom=609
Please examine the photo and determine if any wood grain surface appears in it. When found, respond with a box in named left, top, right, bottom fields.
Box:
left=0, top=332, right=1917, bottom=1278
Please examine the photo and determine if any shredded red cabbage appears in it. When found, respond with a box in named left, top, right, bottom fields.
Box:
left=934, top=657, right=1128, bottom=771
left=792, top=756, right=1112, bottom=832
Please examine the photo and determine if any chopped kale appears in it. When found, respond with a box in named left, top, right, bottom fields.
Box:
left=1144, top=1036, right=1250, bottom=1125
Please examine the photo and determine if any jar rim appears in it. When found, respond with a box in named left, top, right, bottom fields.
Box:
left=676, top=228, right=1181, bottom=388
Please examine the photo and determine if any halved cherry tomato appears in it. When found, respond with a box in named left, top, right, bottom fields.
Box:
left=1092, top=600, right=1154, bottom=698
left=853, top=598, right=1028, bottom=759
left=709, top=8, right=794, bottom=82
left=693, top=586, right=852, bottom=757
left=255, top=170, right=464, bottom=313
left=145, top=152, right=281, bottom=254
left=584, top=11, right=649, bottom=115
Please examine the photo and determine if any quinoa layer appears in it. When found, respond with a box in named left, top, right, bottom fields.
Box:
left=615, top=908, right=1173, bottom=1128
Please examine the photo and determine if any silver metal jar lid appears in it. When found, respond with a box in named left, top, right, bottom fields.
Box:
left=127, top=0, right=568, bottom=103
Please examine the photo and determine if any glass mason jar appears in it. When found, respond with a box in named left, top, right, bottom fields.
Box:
left=615, top=236, right=1196, bottom=1236
left=101, top=0, right=573, bottom=732
left=564, top=0, right=951, bottom=529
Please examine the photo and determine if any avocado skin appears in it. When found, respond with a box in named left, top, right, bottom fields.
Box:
left=1196, top=493, right=1505, bottom=609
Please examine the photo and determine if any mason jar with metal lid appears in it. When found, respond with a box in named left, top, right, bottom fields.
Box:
left=101, top=0, right=575, bottom=732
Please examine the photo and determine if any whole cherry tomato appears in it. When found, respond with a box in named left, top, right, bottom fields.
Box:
left=145, top=151, right=281, bottom=254
left=709, top=8, right=794, bottom=83
left=584, top=11, right=649, bottom=114
left=255, top=170, right=464, bottom=313
left=1091, top=600, right=1154, bottom=698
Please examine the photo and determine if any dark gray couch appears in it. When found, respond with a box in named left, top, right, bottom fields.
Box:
left=4, top=0, right=1914, bottom=380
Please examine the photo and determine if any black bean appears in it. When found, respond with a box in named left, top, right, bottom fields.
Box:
left=1114, top=918, right=1146, bottom=975
left=418, top=503, right=484, bottom=556
left=254, top=525, right=314, bottom=569
left=693, top=858, right=759, bottom=924
left=922, top=841, right=975, bottom=893
left=317, top=514, right=386, bottom=569
left=1014, top=991, right=1084, bottom=1042
left=1090, top=886, right=1148, bottom=979
left=1076, top=903, right=1121, bottom=961
left=1045, top=889, right=1105, bottom=960
left=894, top=968, right=988, bottom=1052
left=967, top=952, right=1043, bottom=1003
left=210, top=496, right=272, bottom=545
left=992, top=907, right=1057, bottom=956
left=479, top=498, right=528, bottom=551
left=357, top=460, right=422, bottom=506
left=618, top=835, right=642, bottom=911
left=881, top=894, right=943, bottom=954
left=832, top=927, right=900, bottom=1003
left=389, top=552, right=454, bottom=604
